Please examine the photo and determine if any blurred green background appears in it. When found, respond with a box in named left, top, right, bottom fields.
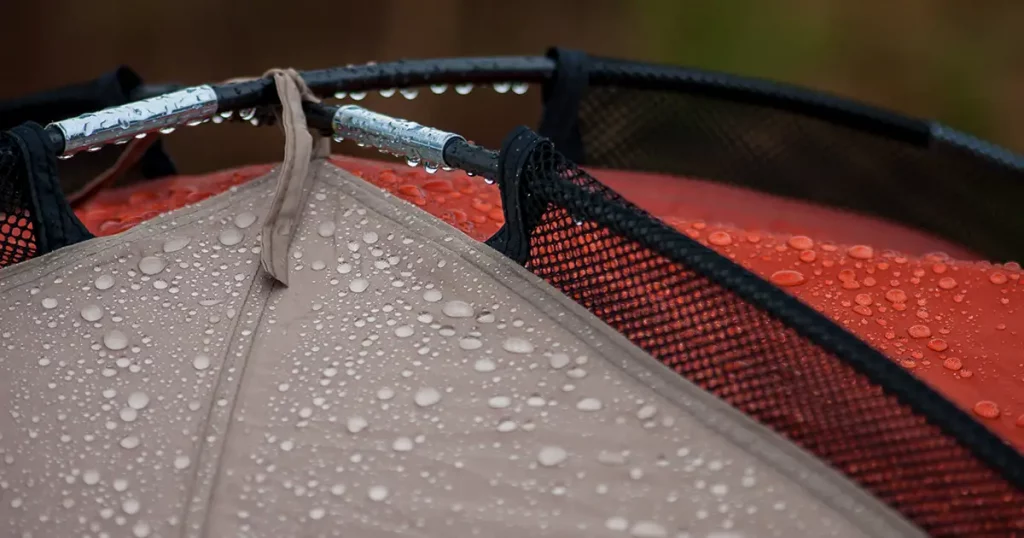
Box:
left=2, top=0, right=1021, bottom=173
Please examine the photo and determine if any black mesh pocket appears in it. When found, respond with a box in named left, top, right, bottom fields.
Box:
left=492, top=128, right=1024, bottom=537
left=0, top=134, right=37, bottom=267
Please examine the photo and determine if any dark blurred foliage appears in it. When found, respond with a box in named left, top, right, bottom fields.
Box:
left=1, top=0, right=1021, bottom=174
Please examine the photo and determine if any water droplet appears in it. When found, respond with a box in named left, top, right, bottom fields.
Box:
left=576, top=397, right=603, bottom=411
left=333, top=91, right=347, bottom=99
left=459, top=338, right=483, bottom=351
left=511, top=82, right=529, bottom=95
left=973, top=400, right=1000, bottom=419
left=942, top=357, right=962, bottom=371
left=349, top=278, right=370, bottom=293
left=347, top=416, right=368, bottom=433
left=132, top=521, right=151, bottom=538
left=787, top=235, right=814, bottom=250
left=636, top=404, right=658, bottom=420
left=630, top=521, right=667, bottom=538
left=424, top=162, right=439, bottom=174
left=473, top=358, right=496, bottom=372
left=454, top=83, right=474, bottom=95
left=377, top=387, right=395, bottom=401
left=218, top=228, right=244, bottom=246
left=502, top=337, right=535, bottom=354
left=350, top=91, right=367, bottom=101
left=392, top=437, right=414, bottom=451
left=907, top=324, right=932, bottom=339
left=120, top=408, right=138, bottom=422
left=368, top=485, right=389, bottom=501
left=163, top=236, right=191, bottom=253
left=885, top=289, right=907, bottom=303
left=309, top=507, right=327, bottom=520
left=548, top=353, right=570, bottom=369
left=989, top=271, right=1009, bottom=285
left=606, top=517, right=629, bottom=531
left=234, top=212, right=257, bottom=229
left=363, top=231, right=379, bottom=244
left=379, top=88, right=396, bottom=98
left=537, top=445, right=568, bottom=467
left=40, top=297, right=58, bottom=309
left=414, top=387, right=442, bottom=407
left=316, top=221, right=336, bottom=237
left=927, top=338, right=948, bottom=352
left=104, top=330, right=129, bottom=350
left=442, top=300, right=474, bottom=318
left=492, top=82, right=511, bottom=94
left=770, top=269, right=806, bottom=287
left=423, top=289, right=443, bottom=303
left=331, top=484, right=347, bottom=496
left=128, top=392, right=150, bottom=410
left=488, top=396, right=512, bottom=409
left=83, top=470, right=100, bottom=485
left=192, top=353, right=211, bottom=370
left=95, top=274, right=115, bottom=290
left=120, top=435, right=140, bottom=449
left=394, top=325, right=414, bottom=338
left=400, top=87, right=419, bottom=100
left=938, top=277, right=958, bottom=290
left=476, top=311, right=495, bottom=323
left=429, top=83, right=448, bottom=94
left=708, top=231, right=733, bottom=246
left=138, top=256, right=166, bottom=275
left=848, top=245, right=875, bottom=260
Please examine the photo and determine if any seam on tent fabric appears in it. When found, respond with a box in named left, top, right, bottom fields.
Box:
left=318, top=160, right=925, bottom=538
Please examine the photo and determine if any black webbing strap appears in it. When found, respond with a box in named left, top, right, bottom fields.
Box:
left=538, top=48, right=590, bottom=162
left=7, top=122, right=93, bottom=254
left=484, top=126, right=550, bottom=264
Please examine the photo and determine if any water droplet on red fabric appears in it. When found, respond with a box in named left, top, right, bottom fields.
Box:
left=960, top=369, right=974, bottom=379
left=989, top=272, right=1008, bottom=285
left=852, top=305, right=872, bottom=316
left=848, top=245, right=874, bottom=260
left=942, top=357, right=962, bottom=371
left=798, top=250, right=816, bottom=263
left=931, top=263, right=948, bottom=274
left=787, top=235, right=814, bottom=251
left=937, top=277, right=958, bottom=290
left=907, top=325, right=932, bottom=339
left=854, top=294, right=873, bottom=306
left=885, top=289, right=907, bottom=303
left=838, top=269, right=857, bottom=282
left=927, top=338, right=948, bottom=352
left=708, top=231, right=733, bottom=246
left=770, top=270, right=806, bottom=287
left=973, top=400, right=1000, bottom=419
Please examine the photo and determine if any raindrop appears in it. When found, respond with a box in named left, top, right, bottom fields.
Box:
left=511, top=82, right=529, bottom=95
left=174, top=455, right=191, bottom=470
left=159, top=126, right=176, bottom=135
left=104, top=330, right=129, bottom=351
left=349, top=278, right=370, bottom=293
left=708, top=231, right=733, bottom=247
left=442, top=300, right=474, bottom=318
left=537, top=445, right=568, bottom=467
left=350, top=91, right=367, bottom=101
left=456, top=337, right=483, bottom=351
left=218, top=228, right=244, bottom=246
left=193, top=354, right=211, bottom=371
left=95, top=274, right=115, bottom=290
left=331, top=484, right=347, bottom=496
left=128, top=392, right=150, bottom=410
left=606, top=517, right=629, bottom=532
left=414, top=387, right=442, bottom=407
left=770, top=269, right=806, bottom=287
left=234, top=211, right=257, bottom=229
left=119, top=408, right=138, bottom=422
left=424, top=163, right=439, bottom=174
left=363, top=231, right=379, bottom=244
left=392, top=437, right=414, bottom=451
left=476, top=311, right=495, bottom=323
left=787, top=235, right=814, bottom=250
left=132, top=521, right=151, bottom=538
left=394, top=325, right=415, bottom=338
left=41, top=297, right=58, bottom=309
left=502, top=337, right=535, bottom=354
left=429, top=83, right=448, bottom=94
left=973, top=400, right=1000, bottom=419
left=138, top=256, right=166, bottom=275
left=576, top=398, right=603, bottom=411
left=120, top=436, right=140, bottom=449
left=309, top=507, right=326, bottom=520
left=400, top=88, right=419, bottom=100
left=497, top=419, right=517, bottom=432
left=423, top=289, right=443, bottom=303
left=907, top=324, right=932, bottom=339
left=848, top=245, right=874, bottom=260
left=454, top=83, right=474, bottom=95
left=492, top=82, right=511, bottom=94
left=379, top=88, right=397, bottom=98
left=334, top=91, right=347, bottom=99
left=347, top=416, right=369, bottom=433
left=239, top=108, right=257, bottom=121
left=630, top=521, right=668, bottom=538
left=83, top=470, right=100, bottom=485
left=548, top=353, right=571, bottom=369
left=162, top=237, right=191, bottom=253
left=488, top=396, right=512, bottom=409
left=368, top=485, right=389, bottom=501
left=636, top=405, right=658, bottom=420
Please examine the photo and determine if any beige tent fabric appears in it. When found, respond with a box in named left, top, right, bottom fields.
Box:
left=0, top=162, right=922, bottom=538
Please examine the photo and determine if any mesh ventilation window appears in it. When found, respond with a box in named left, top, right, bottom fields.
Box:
left=0, top=136, right=37, bottom=267
left=513, top=140, right=1024, bottom=537
left=572, top=59, right=1024, bottom=263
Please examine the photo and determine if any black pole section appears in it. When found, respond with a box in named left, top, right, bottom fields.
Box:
left=443, top=139, right=498, bottom=180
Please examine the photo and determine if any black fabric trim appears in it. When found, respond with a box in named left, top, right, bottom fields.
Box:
left=538, top=48, right=590, bottom=162
left=484, top=126, right=549, bottom=264
left=9, top=123, right=94, bottom=253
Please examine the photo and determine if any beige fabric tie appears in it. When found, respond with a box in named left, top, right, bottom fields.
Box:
left=258, top=68, right=330, bottom=286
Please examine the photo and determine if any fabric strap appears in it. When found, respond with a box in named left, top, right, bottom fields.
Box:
left=259, top=68, right=330, bottom=286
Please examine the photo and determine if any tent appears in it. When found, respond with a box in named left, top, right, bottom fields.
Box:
left=1, top=49, right=1022, bottom=537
